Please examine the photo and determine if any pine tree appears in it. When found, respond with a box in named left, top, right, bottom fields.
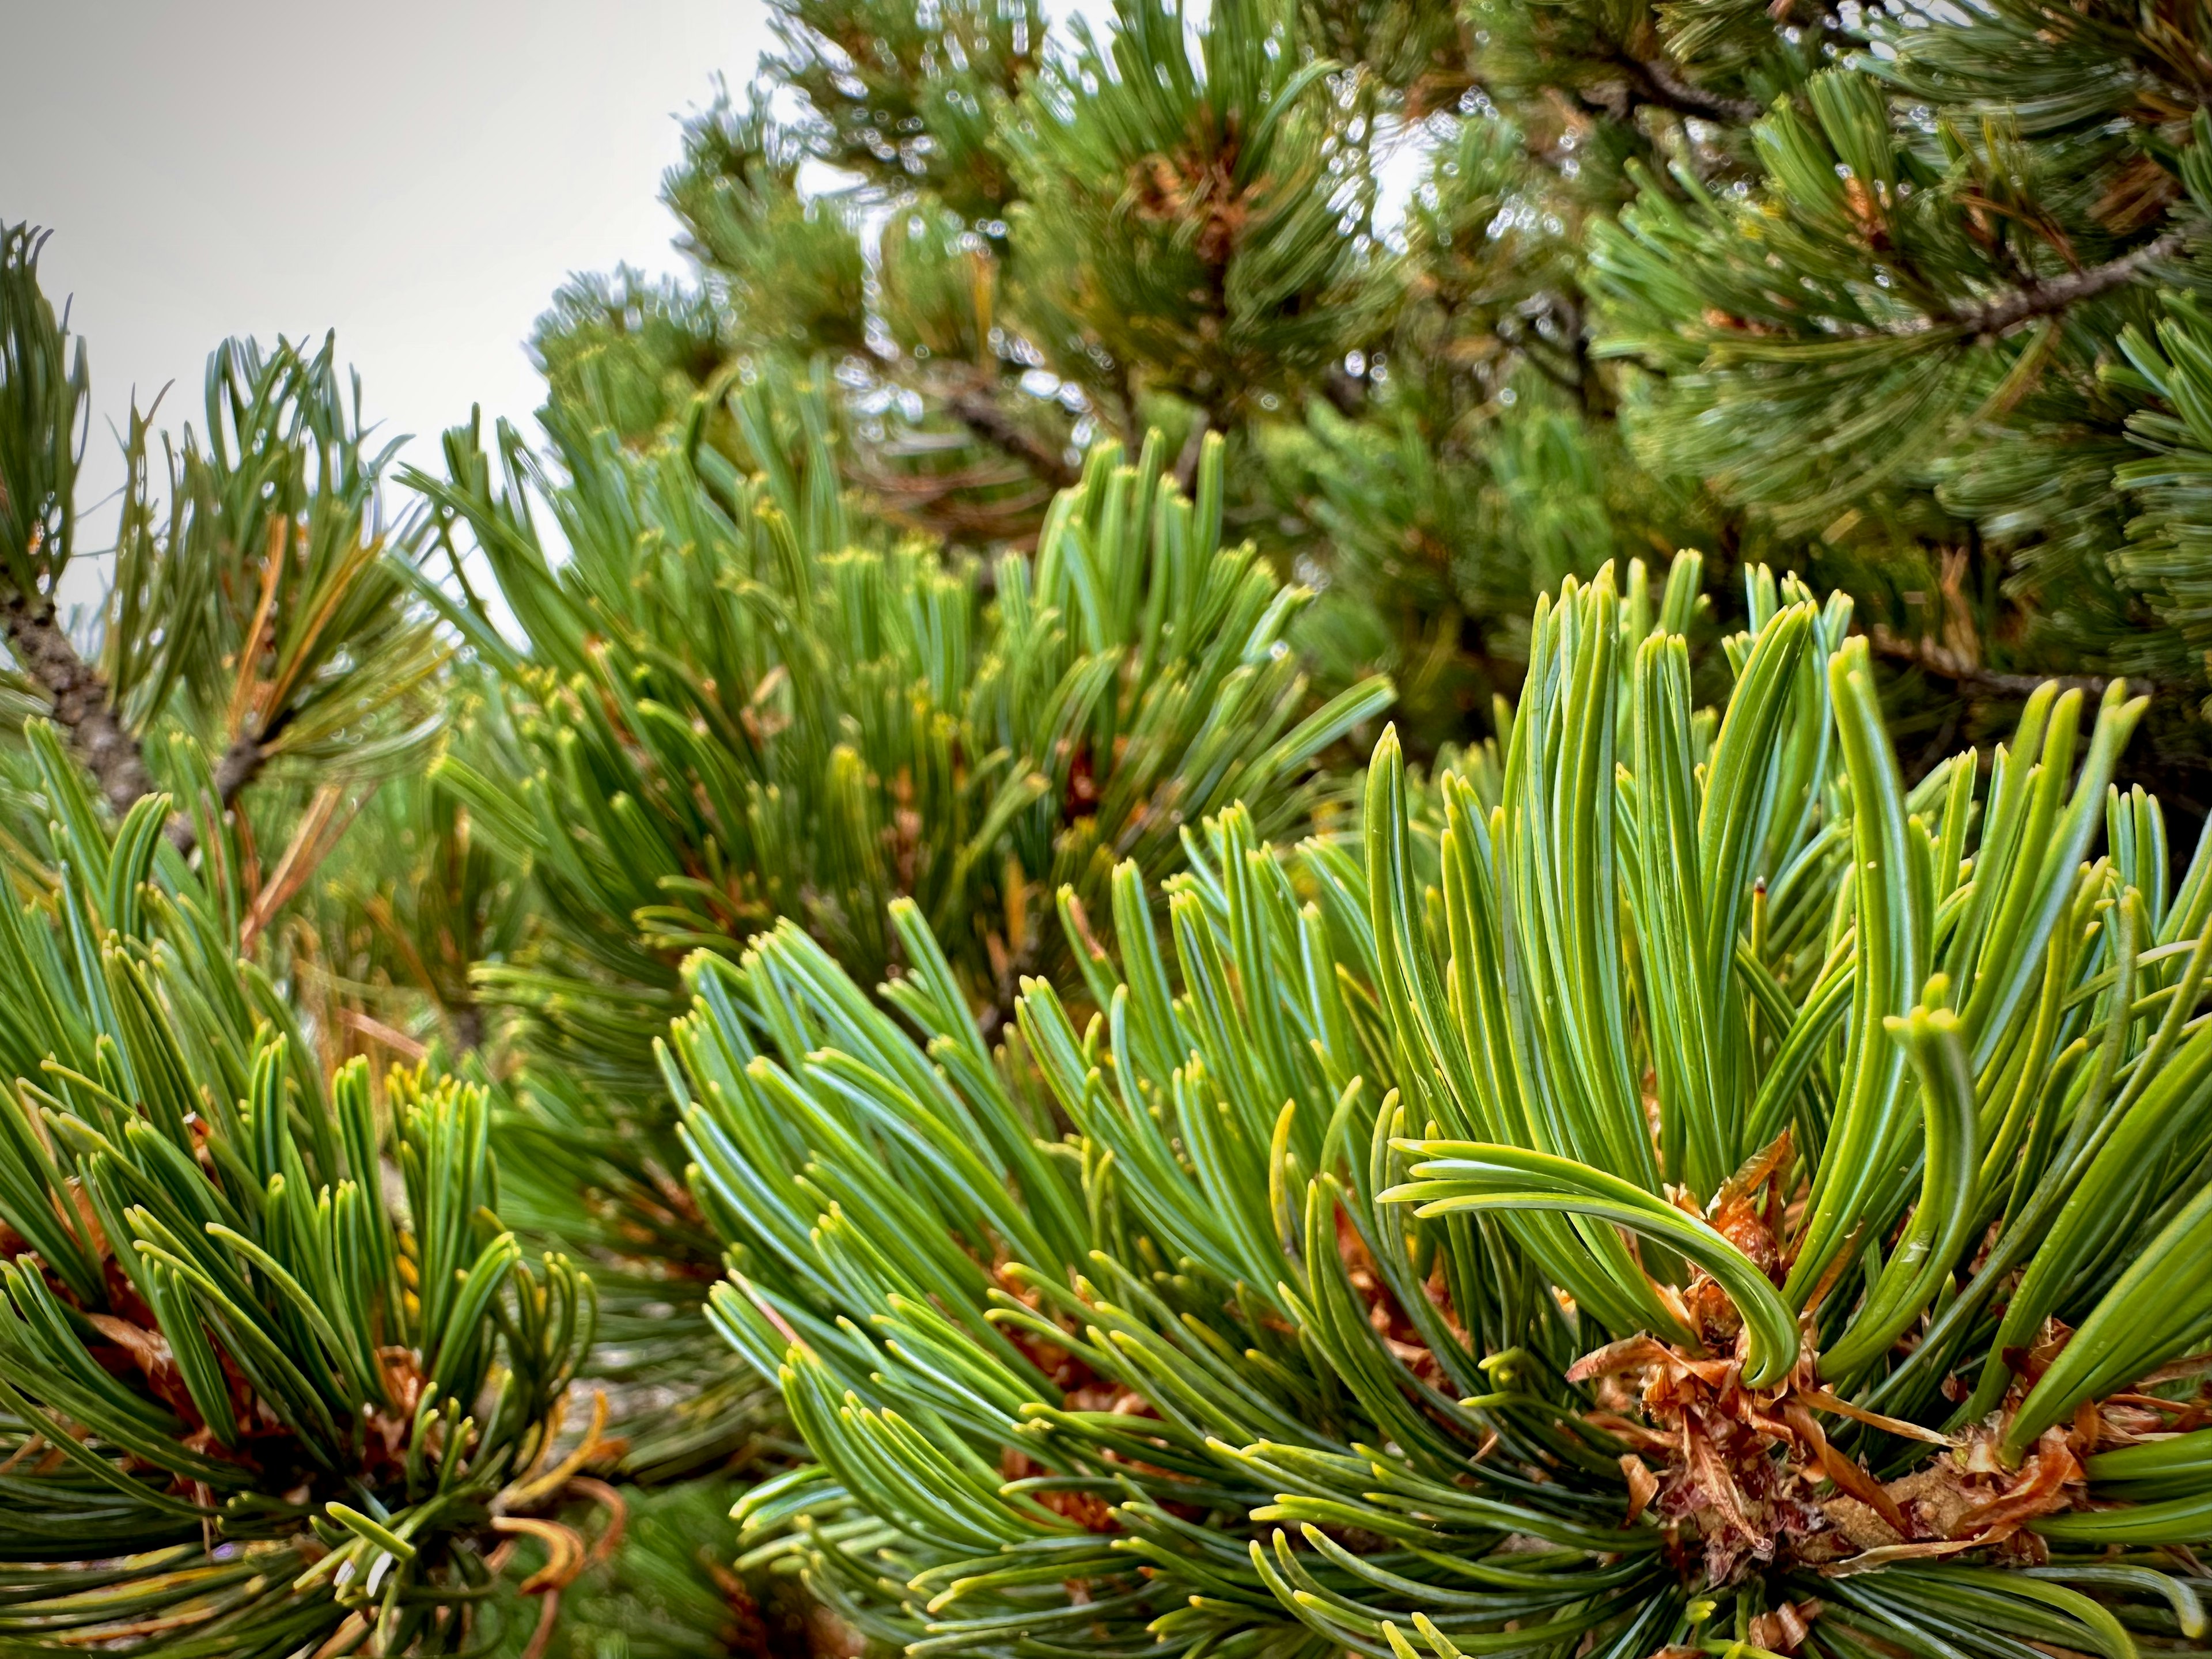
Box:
left=16, top=0, right=2212, bottom=1649
left=530, top=0, right=1788, bottom=751
left=534, top=0, right=2212, bottom=779
left=1554, top=0, right=2212, bottom=781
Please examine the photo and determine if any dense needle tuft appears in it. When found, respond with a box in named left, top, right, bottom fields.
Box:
left=676, top=554, right=2212, bottom=1659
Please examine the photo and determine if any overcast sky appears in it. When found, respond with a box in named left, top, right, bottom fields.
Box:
left=2, top=0, right=781, bottom=558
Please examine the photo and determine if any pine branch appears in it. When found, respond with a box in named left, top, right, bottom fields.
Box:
left=1891, top=232, right=2184, bottom=340
left=1866, top=623, right=2130, bottom=696
left=0, top=594, right=266, bottom=851
left=885, top=344, right=1080, bottom=490
left=211, top=704, right=293, bottom=813
left=1609, top=52, right=1764, bottom=126
left=935, top=374, right=1081, bottom=490
left=213, top=729, right=266, bottom=809
left=1, top=593, right=161, bottom=823
left=448, top=1002, right=483, bottom=1054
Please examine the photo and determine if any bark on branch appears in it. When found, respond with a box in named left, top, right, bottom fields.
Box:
left=1609, top=53, right=1766, bottom=126
left=1867, top=624, right=2130, bottom=698
left=1893, top=232, right=2184, bottom=340
left=865, top=339, right=1084, bottom=492
left=212, top=729, right=267, bottom=811
left=2, top=593, right=267, bottom=853
left=2, top=593, right=161, bottom=821
left=938, top=378, right=1082, bottom=491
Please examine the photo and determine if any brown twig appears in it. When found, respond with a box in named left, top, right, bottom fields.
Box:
left=848, top=332, right=1083, bottom=493
left=937, top=376, right=1082, bottom=491
left=1866, top=624, right=2126, bottom=698
left=0, top=593, right=272, bottom=857
left=211, top=728, right=266, bottom=808
left=1881, top=232, right=2184, bottom=340
left=1607, top=51, right=1766, bottom=125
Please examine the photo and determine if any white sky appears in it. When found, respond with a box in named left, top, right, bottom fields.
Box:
left=1, top=0, right=780, bottom=575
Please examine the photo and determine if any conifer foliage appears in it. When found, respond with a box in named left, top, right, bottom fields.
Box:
left=0, top=729, right=592, bottom=1656
left=410, top=372, right=1390, bottom=1070
left=679, top=556, right=2212, bottom=1659
left=540, top=0, right=2212, bottom=761
left=400, top=367, right=1388, bottom=1496
left=15, top=0, right=2212, bottom=1652
left=0, top=230, right=599, bottom=1658
left=0, top=228, right=442, bottom=839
